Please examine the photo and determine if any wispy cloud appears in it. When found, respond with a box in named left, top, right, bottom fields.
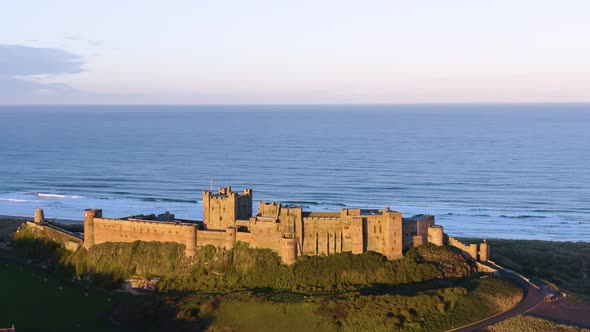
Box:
left=0, top=44, right=85, bottom=103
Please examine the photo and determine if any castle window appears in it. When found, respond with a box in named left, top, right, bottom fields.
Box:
left=379, top=225, right=382, bottom=233
left=373, top=226, right=376, bottom=233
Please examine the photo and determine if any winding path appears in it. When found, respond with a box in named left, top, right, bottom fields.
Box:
left=447, top=261, right=554, bottom=332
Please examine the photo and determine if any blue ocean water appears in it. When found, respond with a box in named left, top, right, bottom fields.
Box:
left=0, top=104, right=588, bottom=241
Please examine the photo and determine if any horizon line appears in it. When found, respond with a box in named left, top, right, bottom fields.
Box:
left=1, top=101, right=589, bottom=107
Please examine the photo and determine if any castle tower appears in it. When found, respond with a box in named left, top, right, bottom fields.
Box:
left=202, top=187, right=252, bottom=230
left=184, top=226, right=197, bottom=257
left=350, top=217, right=364, bottom=254
left=280, top=237, right=298, bottom=264
left=427, top=226, right=444, bottom=246
left=83, top=208, right=102, bottom=249
left=479, top=241, right=490, bottom=262
left=381, top=209, right=403, bottom=260
left=225, top=226, right=237, bottom=250
left=34, top=208, right=44, bottom=223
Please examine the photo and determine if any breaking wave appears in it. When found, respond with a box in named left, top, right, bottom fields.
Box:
left=31, top=193, right=84, bottom=199
left=282, top=201, right=346, bottom=207
left=0, top=198, right=28, bottom=202
left=140, top=197, right=197, bottom=204
left=499, top=215, right=547, bottom=219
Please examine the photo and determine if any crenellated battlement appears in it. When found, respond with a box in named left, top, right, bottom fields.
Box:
left=203, top=187, right=253, bottom=230
left=77, top=186, right=489, bottom=265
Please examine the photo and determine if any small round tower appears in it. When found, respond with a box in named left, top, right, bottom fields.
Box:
left=83, top=208, right=102, bottom=249
left=34, top=208, right=45, bottom=223
left=184, top=226, right=197, bottom=257
left=427, top=226, right=444, bottom=246
left=280, top=237, right=298, bottom=265
left=225, top=226, right=237, bottom=250
left=479, top=241, right=490, bottom=262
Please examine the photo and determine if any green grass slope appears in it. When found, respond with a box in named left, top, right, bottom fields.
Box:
left=0, top=256, right=115, bottom=332
left=9, top=223, right=525, bottom=332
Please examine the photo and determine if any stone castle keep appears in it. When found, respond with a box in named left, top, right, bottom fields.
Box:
left=73, top=186, right=491, bottom=264
left=73, top=187, right=489, bottom=264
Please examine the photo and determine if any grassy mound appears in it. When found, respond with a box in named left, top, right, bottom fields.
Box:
left=11, top=223, right=526, bottom=331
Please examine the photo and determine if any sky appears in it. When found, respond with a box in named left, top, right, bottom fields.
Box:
left=1, top=0, right=589, bottom=104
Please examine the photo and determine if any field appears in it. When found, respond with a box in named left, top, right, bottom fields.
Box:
left=0, top=256, right=116, bottom=332
left=120, top=274, right=521, bottom=332
left=480, top=239, right=590, bottom=299
left=209, top=301, right=329, bottom=332
left=485, top=314, right=590, bottom=332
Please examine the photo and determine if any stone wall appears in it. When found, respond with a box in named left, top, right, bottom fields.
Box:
left=24, top=221, right=82, bottom=251
left=248, top=220, right=282, bottom=252
left=447, top=235, right=479, bottom=261
left=301, top=216, right=345, bottom=256
left=427, top=225, right=444, bottom=246
left=87, top=217, right=198, bottom=256
left=196, top=229, right=226, bottom=249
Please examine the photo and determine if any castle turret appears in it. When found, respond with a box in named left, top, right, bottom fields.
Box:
left=34, top=208, right=44, bottom=223
left=427, top=225, right=444, bottom=246
left=83, top=208, right=102, bottom=249
left=479, top=241, right=490, bottom=262
left=185, top=226, right=197, bottom=256
left=225, top=226, right=237, bottom=250
left=280, top=237, right=298, bottom=265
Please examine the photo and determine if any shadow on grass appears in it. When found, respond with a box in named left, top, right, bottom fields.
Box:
left=7, top=230, right=496, bottom=332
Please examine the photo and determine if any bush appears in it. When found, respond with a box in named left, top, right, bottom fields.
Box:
left=13, top=223, right=474, bottom=294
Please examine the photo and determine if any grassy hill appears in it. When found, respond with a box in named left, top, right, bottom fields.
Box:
left=13, top=222, right=475, bottom=292
left=0, top=255, right=117, bottom=332
left=10, top=222, right=524, bottom=331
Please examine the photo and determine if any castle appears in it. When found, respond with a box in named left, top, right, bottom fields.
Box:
left=77, top=186, right=490, bottom=264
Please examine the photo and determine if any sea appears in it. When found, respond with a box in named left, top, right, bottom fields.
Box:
left=0, top=104, right=588, bottom=241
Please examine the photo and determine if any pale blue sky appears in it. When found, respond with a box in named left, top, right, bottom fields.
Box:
left=1, top=0, right=589, bottom=104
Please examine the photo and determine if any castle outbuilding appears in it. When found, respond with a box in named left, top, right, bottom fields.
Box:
left=80, top=186, right=489, bottom=264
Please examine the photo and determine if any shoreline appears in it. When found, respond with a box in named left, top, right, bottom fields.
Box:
left=0, top=214, right=83, bottom=225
